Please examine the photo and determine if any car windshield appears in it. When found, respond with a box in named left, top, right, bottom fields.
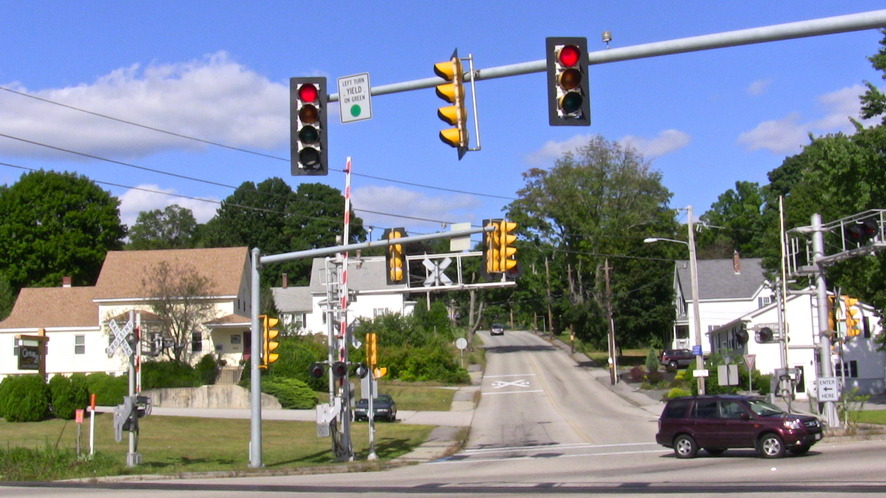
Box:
left=747, top=399, right=785, bottom=417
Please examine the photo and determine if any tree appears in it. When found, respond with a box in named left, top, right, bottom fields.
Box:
left=860, top=29, right=886, bottom=124
left=128, top=204, right=199, bottom=250
left=0, top=170, right=125, bottom=290
left=506, top=136, right=677, bottom=347
left=697, top=181, right=769, bottom=259
left=141, top=260, right=217, bottom=363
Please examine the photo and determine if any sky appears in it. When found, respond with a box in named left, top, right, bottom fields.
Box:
left=1, top=2, right=884, bottom=246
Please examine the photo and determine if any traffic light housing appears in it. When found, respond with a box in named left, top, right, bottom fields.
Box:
left=483, top=219, right=518, bottom=274
left=290, top=77, right=329, bottom=176
left=843, top=296, right=861, bottom=337
left=827, top=295, right=838, bottom=335
left=366, top=332, right=378, bottom=367
left=259, top=314, right=280, bottom=369
left=546, top=37, right=590, bottom=126
left=434, top=49, right=469, bottom=159
left=844, top=217, right=879, bottom=245
left=384, top=227, right=406, bottom=284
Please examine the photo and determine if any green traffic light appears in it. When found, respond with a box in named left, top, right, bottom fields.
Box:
left=298, top=125, right=319, bottom=144
left=560, top=92, right=583, bottom=114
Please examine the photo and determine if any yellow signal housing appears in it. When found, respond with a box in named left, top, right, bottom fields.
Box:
left=499, top=221, right=518, bottom=272
left=259, top=315, right=280, bottom=369
left=366, top=332, right=378, bottom=367
left=843, top=296, right=861, bottom=337
left=434, top=50, right=468, bottom=157
left=385, top=228, right=405, bottom=284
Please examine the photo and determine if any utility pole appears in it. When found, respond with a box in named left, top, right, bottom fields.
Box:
left=812, top=214, right=840, bottom=428
left=603, top=259, right=617, bottom=385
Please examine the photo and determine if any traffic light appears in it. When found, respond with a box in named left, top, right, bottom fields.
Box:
left=366, top=332, right=378, bottom=367
left=259, top=314, right=280, bottom=369
left=844, top=217, right=879, bottom=245
left=383, top=228, right=406, bottom=284
left=546, top=37, right=590, bottom=126
left=498, top=220, right=518, bottom=273
left=434, top=49, right=468, bottom=159
left=843, top=296, right=861, bottom=337
left=483, top=219, right=501, bottom=273
left=290, top=77, right=329, bottom=176
left=827, top=295, right=838, bottom=335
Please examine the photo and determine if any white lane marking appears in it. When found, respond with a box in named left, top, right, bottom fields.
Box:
left=483, top=389, right=544, bottom=395
left=491, top=379, right=530, bottom=389
left=485, top=373, right=536, bottom=378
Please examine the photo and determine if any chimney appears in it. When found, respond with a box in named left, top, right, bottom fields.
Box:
left=62, top=276, right=72, bottom=288
left=732, top=251, right=741, bottom=274
left=281, top=273, right=288, bottom=289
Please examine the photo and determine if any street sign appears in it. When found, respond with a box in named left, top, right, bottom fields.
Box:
left=106, top=318, right=134, bottom=357
left=692, top=345, right=702, bottom=356
left=817, top=377, right=840, bottom=402
left=337, top=73, right=372, bottom=123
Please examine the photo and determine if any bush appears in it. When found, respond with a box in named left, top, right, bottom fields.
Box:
left=48, top=374, right=89, bottom=420
left=398, top=347, right=469, bottom=383
left=645, top=348, right=659, bottom=373
left=628, top=365, right=646, bottom=382
left=85, top=373, right=128, bottom=406
left=141, top=360, right=200, bottom=389
left=195, top=354, right=219, bottom=385
left=0, top=376, right=14, bottom=419
left=3, top=375, right=51, bottom=422
left=261, top=377, right=318, bottom=409
left=666, top=387, right=692, bottom=399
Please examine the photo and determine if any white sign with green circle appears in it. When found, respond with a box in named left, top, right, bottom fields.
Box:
left=337, top=73, right=372, bottom=123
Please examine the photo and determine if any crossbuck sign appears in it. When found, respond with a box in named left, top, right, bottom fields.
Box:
left=106, top=317, right=134, bottom=357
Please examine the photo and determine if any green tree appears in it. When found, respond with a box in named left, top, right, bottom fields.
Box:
left=506, top=136, right=677, bottom=347
left=860, top=29, right=886, bottom=124
left=0, top=170, right=125, bottom=290
left=697, top=181, right=769, bottom=259
left=128, top=204, right=199, bottom=250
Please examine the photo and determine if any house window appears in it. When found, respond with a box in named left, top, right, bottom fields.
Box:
left=191, top=332, right=203, bottom=353
left=74, top=335, right=85, bottom=355
left=758, top=296, right=773, bottom=308
left=836, top=360, right=858, bottom=378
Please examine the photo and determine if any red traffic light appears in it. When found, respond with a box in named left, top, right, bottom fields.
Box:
left=290, top=77, right=328, bottom=176
left=297, top=83, right=319, bottom=103
left=557, top=44, right=581, bottom=67
left=546, top=37, right=590, bottom=126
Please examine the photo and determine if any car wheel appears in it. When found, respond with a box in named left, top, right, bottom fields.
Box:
left=704, top=448, right=726, bottom=456
left=673, top=434, right=698, bottom=458
left=789, top=445, right=810, bottom=456
left=758, top=433, right=785, bottom=458
left=668, top=360, right=679, bottom=369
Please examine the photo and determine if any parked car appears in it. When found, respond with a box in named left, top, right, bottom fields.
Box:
left=354, top=394, right=397, bottom=422
left=659, top=349, right=695, bottom=369
left=490, top=324, right=504, bottom=336
left=655, top=395, right=823, bottom=459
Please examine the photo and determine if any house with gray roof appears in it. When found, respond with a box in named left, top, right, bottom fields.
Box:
left=272, top=255, right=415, bottom=335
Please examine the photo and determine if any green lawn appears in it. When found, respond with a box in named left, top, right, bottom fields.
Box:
left=856, top=409, right=886, bottom=425
left=0, top=413, right=433, bottom=479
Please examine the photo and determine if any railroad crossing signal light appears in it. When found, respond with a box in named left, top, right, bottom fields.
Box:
left=290, top=77, right=329, bottom=176
left=844, top=217, right=879, bottom=245
left=434, top=49, right=469, bottom=159
left=331, top=361, right=348, bottom=379
left=756, top=326, right=775, bottom=343
left=366, top=332, right=378, bottom=367
left=309, top=362, right=324, bottom=379
left=259, top=314, right=280, bottom=369
left=843, top=296, right=861, bottom=337
left=384, top=227, right=406, bottom=284
left=546, top=37, right=590, bottom=126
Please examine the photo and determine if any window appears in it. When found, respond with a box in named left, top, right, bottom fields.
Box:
left=758, top=296, right=773, bottom=308
left=191, top=332, right=203, bottom=353
left=719, top=400, right=745, bottom=419
left=661, top=399, right=691, bottom=419
left=836, top=360, right=858, bottom=378
left=74, top=335, right=85, bottom=355
left=692, top=399, right=719, bottom=419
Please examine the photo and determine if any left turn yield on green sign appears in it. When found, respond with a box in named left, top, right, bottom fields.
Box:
left=338, top=73, right=372, bottom=123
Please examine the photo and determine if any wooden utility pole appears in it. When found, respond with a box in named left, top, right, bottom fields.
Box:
left=604, top=260, right=617, bottom=385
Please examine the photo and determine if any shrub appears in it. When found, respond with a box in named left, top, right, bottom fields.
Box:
left=141, top=360, right=200, bottom=389
left=195, top=354, right=219, bottom=385
left=4, top=375, right=51, bottom=422
left=398, top=347, right=469, bottom=383
left=628, top=365, right=646, bottom=382
left=666, top=387, right=692, bottom=399
left=0, top=376, right=14, bottom=419
left=261, top=377, right=318, bottom=409
left=645, top=348, right=659, bottom=373
left=48, top=374, right=89, bottom=420
left=85, top=373, right=128, bottom=406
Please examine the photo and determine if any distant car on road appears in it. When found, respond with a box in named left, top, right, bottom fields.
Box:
left=655, top=394, right=823, bottom=459
left=660, top=349, right=695, bottom=370
left=354, top=394, right=397, bottom=422
left=490, top=324, right=504, bottom=336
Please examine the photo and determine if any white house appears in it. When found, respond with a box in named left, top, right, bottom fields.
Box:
left=670, top=254, right=886, bottom=397
left=0, top=247, right=253, bottom=381
left=272, top=255, right=415, bottom=335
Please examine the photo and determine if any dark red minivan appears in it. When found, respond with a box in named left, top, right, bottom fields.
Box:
left=655, top=395, right=823, bottom=458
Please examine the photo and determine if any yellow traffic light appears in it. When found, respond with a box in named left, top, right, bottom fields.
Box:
left=843, top=296, right=861, bottom=337
left=384, top=228, right=405, bottom=284
left=434, top=49, right=468, bottom=159
left=483, top=219, right=501, bottom=273
left=366, top=332, right=378, bottom=367
left=259, top=314, right=280, bottom=369
left=827, top=295, right=837, bottom=333
left=498, top=221, right=518, bottom=272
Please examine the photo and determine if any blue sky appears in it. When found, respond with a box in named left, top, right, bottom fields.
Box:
left=1, top=2, right=884, bottom=244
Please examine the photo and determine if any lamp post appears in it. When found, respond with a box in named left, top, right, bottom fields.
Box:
left=644, top=205, right=706, bottom=395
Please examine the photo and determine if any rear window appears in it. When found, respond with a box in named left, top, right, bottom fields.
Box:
left=692, top=399, right=719, bottom=419
left=661, top=399, right=691, bottom=419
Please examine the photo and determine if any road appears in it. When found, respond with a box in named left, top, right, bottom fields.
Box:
left=3, top=330, right=886, bottom=496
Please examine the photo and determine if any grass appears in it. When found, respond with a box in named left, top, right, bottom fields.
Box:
left=856, top=409, right=886, bottom=425
left=369, top=381, right=456, bottom=411
left=0, top=414, right=433, bottom=480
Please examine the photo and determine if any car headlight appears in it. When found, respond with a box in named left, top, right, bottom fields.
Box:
left=783, top=419, right=802, bottom=430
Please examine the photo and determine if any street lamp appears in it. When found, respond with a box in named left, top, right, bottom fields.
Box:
left=644, top=205, right=706, bottom=395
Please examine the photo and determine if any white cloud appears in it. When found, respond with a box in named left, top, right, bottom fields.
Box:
left=746, top=79, right=772, bottom=96
left=350, top=185, right=482, bottom=231
left=738, top=84, right=878, bottom=154
left=0, top=51, right=288, bottom=160
left=619, top=129, right=691, bottom=158
left=525, top=134, right=594, bottom=165
left=117, top=185, right=219, bottom=228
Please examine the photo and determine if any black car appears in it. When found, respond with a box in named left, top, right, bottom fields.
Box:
left=354, top=394, right=397, bottom=422
left=490, top=324, right=504, bottom=336
left=655, top=394, right=823, bottom=458
left=660, top=349, right=695, bottom=369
